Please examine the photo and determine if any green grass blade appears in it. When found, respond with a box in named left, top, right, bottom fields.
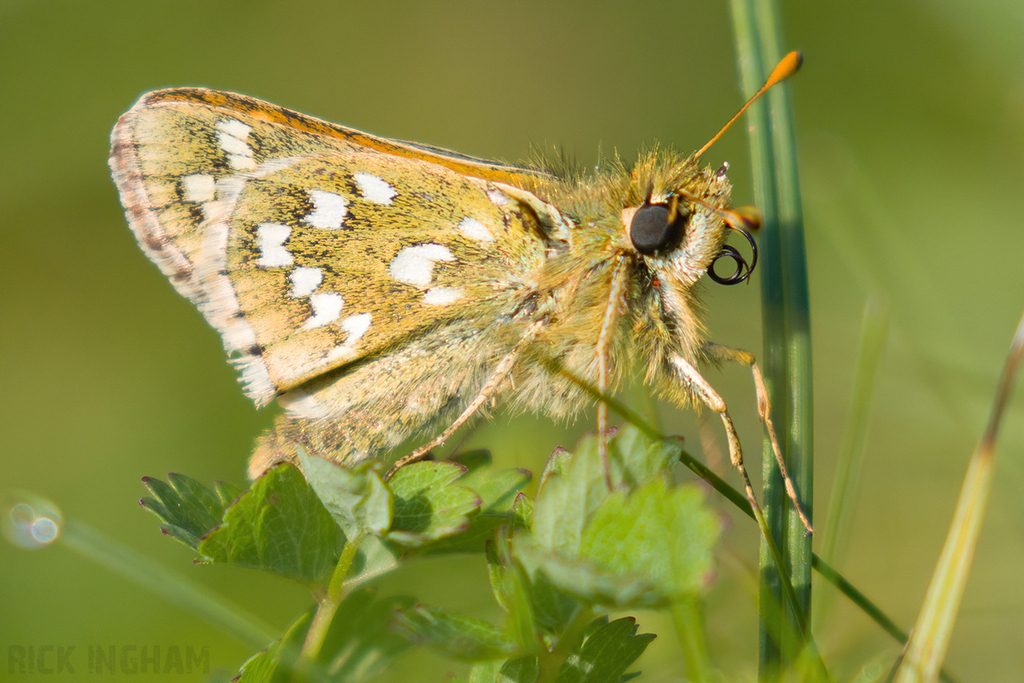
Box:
left=895, top=312, right=1024, bottom=682
left=729, top=0, right=815, bottom=676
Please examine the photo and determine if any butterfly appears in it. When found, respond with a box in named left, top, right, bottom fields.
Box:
left=110, top=52, right=808, bottom=529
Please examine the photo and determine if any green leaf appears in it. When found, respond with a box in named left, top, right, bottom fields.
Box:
left=415, top=466, right=532, bottom=555
left=343, top=534, right=400, bottom=590
left=467, top=660, right=503, bottom=683
left=386, top=461, right=481, bottom=547
left=531, top=437, right=608, bottom=556
left=315, top=588, right=415, bottom=681
left=497, top=657, right=540, bottom=682
left=236, top=589, right=414, bottom=683
left=510, top=493, right=532, bottom=533
left=140, top=473, right=227, bottom=549
left=464, top=657, right=541, bottom=683
left=413, top=515, right=506, bottom=555
left=605, top=428, right=683, bottom=487
left=487, top=535, right=578, bottom=645
left=236, top=609, right=312, bottom=683
left=214, top=479, right=244, bottom=507
left=297, top=446, right=392, bottom=539
left=461, top=618, right=654, bottom=683
left=461, top=463, right=533, bottom=516
left=198, top=463, right=344, bottom=588
left=531, top=426, right=681, bottom=556
left=555, top=617, right=655, bottom=683
left=580, top=476, right=719, bottom=600
left=515, top=427, right=719, bottom=608
left=393, top=605, right=522, bottom=661
left=486, top=538, right=515, bottom=615
left=513, top=536, right=660, bottom=609
left=538, top=446, right=572, bottom=487
left=490, top=530, right=584, bottom=637
left=518, top=563, right=584, bottom=634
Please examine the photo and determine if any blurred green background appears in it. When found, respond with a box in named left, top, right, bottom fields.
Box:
left=2, top=1, right=1021, bottom=680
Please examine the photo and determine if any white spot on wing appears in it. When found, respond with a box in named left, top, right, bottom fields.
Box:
left=341, top=312, right=372, bottom=346
left=256, top=223, right=293, bottom=267
left=423, top=288, right=464, bottom=305
left=182, top=174, right=216, bottom=203
left=217, top=132, right=250, bottom=156
left=389, top=244, right=455, bottom=287
left=325, top=312, right=373, bottom=363
left=457, top=217, right=494, bottom=242
left=217, top=118, right=250, bottom=139
left=305, top=190, right=348, bottom=229
left=304, top=292, right=344, bottom=329
left=289, top=267, right=323, bottom=297
left=227, top=154, right=255, bottom=170
left=354, top=172, right=396, bottom=205
left=216, top=119, right=255, bottom=170
left=486, top=188, right=509, bottom=205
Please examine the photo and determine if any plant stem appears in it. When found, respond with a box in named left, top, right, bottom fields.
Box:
left=300, top=532, right=365, bottom=668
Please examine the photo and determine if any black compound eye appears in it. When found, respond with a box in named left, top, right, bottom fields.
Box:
left=629, top=203, right=688, bottom=255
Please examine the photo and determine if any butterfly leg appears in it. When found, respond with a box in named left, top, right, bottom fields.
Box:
left=670, top=354, right=764, bottom=517
left=385, top=319, right=546, bottom=478
left=700, top=343, right=813, bottom=533
left=594, top=256, right=629, bottom=489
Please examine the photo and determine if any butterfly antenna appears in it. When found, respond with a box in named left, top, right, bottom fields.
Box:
left=694, top=51, right=803, bottom=159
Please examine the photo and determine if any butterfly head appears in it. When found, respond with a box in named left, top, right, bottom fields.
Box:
left=601, top=151, right=758, bottom=292
left=621, top=177, right=759, bottom=289
left=616, top=50, right=802, bottom=288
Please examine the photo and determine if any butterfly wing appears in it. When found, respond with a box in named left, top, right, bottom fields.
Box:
left=111, top=88, right=549, bottom=407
